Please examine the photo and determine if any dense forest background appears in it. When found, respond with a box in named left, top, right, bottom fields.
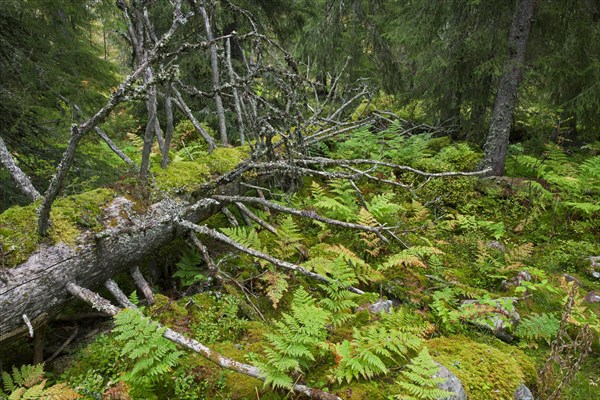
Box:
left=0, top=1, right=599, bottom=399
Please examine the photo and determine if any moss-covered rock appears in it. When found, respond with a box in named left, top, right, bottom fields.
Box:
left=427, top=335, right=537, bottom=400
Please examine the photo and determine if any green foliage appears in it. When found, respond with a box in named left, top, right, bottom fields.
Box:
left=428, top=336, right=536, bottom=400
left=251, top=287, right=330, bottom=390
left=272, top=216, right=304, bottom=260
left=173, top=247, right=206, bottom=287
left=331, top=309, right=425, bottom=384
left=395, top=347, right=453, bottom=400
left=366, top=192, right=402, bottom=224
left=310, top=180, right=358, bottom=222
left=113, top=309, right=183, bottom=396
left=1, top=364, right=80, bottom=400
left=221, top=226, right=262, bottom=251
left=516, top=312, right=560, bottom=345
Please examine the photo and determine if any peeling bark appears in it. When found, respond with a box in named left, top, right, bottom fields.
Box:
left=1, top=194, right=225, bottom=342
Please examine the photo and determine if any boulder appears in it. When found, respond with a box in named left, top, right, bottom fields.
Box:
left=584, top=290, right=600, bottom=303
left=514, top=383, right=534, bottom=400
left=434, top=362, right=467, bottom=400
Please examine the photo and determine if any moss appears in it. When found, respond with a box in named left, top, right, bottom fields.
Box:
left=153, top=161, right=211, bottom=193
left=427, top=335, right=536, bottom=400
left=206, top=146, right=250, bottom=175
left=0, top=188, right=114, bottom=268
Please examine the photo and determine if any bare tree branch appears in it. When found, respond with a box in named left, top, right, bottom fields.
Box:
left=214, top=195, right=389, bottom=243
left=66, top=282, right=342, bottom=400
left=178, top=220, right=365, bottom=294
left=0, top=136, right=41, bottom=202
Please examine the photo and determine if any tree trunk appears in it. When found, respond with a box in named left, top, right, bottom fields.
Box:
left=482, top=0, right=535, bottom=176
left=0, top=136, right=41, bottom=202
left=196, top=2, right=228, bottom=145
left=0, top=190, right=238, bottom=343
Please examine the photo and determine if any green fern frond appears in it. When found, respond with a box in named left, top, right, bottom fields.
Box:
left=251, top=287, right=330, bottom=390
left=395, top=348, right=453, bottom=400
left=221, top=226, right=262, bottom=250
left=331, top=309, right=425, bottom=384
left=173, top=247, right=206, bottom=287
left=113, top=309, right=183, bottom=394
left=367, top=193, right=402, bottom=223
left=516, top=312, right=560, bottom=345
left=273, top=216, right=304, bottom=260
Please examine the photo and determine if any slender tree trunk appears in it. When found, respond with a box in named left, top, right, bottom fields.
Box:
left=0, top=136, right=41, bottom=202
left=162, top=84, right=175, bottom=168
left=226, top=38, right=245, bottom=144
left=196, top=2, right=228, bottom=145
left=482, top=0, right=535, bottom=176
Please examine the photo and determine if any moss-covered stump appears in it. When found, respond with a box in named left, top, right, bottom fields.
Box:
left=427, top=335, right=537, bottom=400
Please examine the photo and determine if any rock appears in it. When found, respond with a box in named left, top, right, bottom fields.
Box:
left=434, top=362, right=467, bottom=400
left=367, top=299, right=394, bottom=313
left=563, top=274, right=582, bottom=286
left=503, top=270, right=532, bottom=290
left=514, top=383, right=534, bottom=400
left=461, top=297, right=520, bottom=342
left=584, top=290, right=600, bottom=303
left=486, top=240, right=506, bottom=252
left=589, top=256, right=600, bottom=279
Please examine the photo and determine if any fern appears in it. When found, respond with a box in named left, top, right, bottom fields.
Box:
left=331, top=309, right=425, bottom=383
left=221, top=226, right=262, bottom=250
left=318, top=258, right=360, bottom=327
left=1, top=364, right=80, bottom=399
left=357, top=208, right=383, bottom=258
left=251, top=287, right=330, bottom=390
left=395, top=348, right=453, bottom=400
left=113, top=309, right=183, bottom=395
left=310, top=181, right=357, bottom=222
left=516, top=312, right=560, bottom=345
left=260, top=271, right=289, bottom=309
left=273, top=216, right=304, bottom=260
left=173, top=247, right=206, bottom=287
left=367, top=192, right=402, bottom=223
left=431, top=288, right=461, bottom=333
left=381, top=246, right=444, bottom=271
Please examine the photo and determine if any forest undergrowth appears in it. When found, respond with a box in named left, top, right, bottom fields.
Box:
left=2, top=118, right=598, bottom=400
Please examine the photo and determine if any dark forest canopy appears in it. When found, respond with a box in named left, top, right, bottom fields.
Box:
left=0, top=1, right=599, bottom=400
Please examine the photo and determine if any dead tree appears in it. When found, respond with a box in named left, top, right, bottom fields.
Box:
left=1, top=2, right=493, bottom=397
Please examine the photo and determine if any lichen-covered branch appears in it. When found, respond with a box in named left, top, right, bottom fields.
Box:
left=0, top=136, right=41, bottom=202
left=178, top=220, right=365, bottom=294
left=66, top=282, right=342, bottom=400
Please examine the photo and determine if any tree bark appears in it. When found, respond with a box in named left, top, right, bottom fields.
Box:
left=0, top=136, right=41, bottom=202
left=194, top=1, right=228, bottom=145
left=482, top=0, right=535, bottom=176
left=1, top=193, right=229, bottom=343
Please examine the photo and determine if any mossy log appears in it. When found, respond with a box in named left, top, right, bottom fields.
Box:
left=0, top=190, right=234, bottom=343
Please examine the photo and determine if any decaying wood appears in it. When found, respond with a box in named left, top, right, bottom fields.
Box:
left=130, top=266, right=155, bottom=304
left=66, top=281, right=342, bottom=400
left=1, top=195, right=224, bottom=343
left=0, top=136, right=41, bottom=202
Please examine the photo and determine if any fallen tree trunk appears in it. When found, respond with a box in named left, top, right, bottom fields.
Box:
left=0, top=191, right=229, bottom=343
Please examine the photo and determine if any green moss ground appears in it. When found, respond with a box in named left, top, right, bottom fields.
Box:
left=427, top=335, right=536, bottom=400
